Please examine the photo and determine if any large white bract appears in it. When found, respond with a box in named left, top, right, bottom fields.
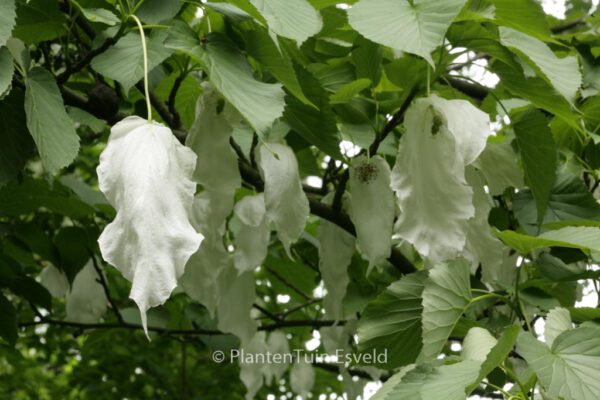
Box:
left=179, top=85, right=241, bottom=313
left=97, top=116, right=203, bottom=334
left=349, top=155, right=394, bottom=271
left=391, top=94, right=492, bottom=262
left=258, top=142, right=310, bottom=256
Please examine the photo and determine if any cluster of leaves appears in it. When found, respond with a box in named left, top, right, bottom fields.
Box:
left=1, top=0, right=600, bottom=399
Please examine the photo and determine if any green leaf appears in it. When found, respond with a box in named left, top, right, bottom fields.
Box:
left=249, top=0, right=323, bottom=44
left=136, top=0, right=182, bottom=24
left=348, top=0, right=467, bottom=65
left=24, top=67, right=80, bottom=174
left=0, top=293, right=17, bottom=346
left=164, top=20, right=205, bottom=63
left=419, top=259, right=472, bottom=362
left=357, top=272, right=427, bottom=369
left=492, top=0, right=553, bottom=41
left=12, top=0, right=67, bottom=44
left=516, top=327, right=600, bottom=400
left=203, top=33, right=285, bottom=136
left=10, top=275, right=52, bottom=310
left=513, top=109, right=557, bottom=225
left=67, top=107, right=107, bottom=133
left=244, top=27, right=314, bottom=107
left=493, top=61, right=577, bottom=126
left=466, top=324, right=520, bottom=394
left=54, top=227, right=96, bottom=284
left=447, top=22, right=521, bottom=70
left=499, top=27, right=581, bottom=103
left=514, top=174, right=600, bottom=234
left=0, top=46, right=13, bottom=97
left=0, top=0, right=16, bottom=47
left=0, top=88, right=33, bottom=186
left=352, top=36, right=383, bottom=85
left=283, top=66, right=342, bottom=159
left=91, top=29, right=173, bottom=93
left=0, top=177, right=95, bottom=218
left=372, top=360, right=481, bottom=400
left=75, top=7, right=120, bottom=26
left=330, top=78, right=371, bottom=104
left=461, top=327, right=498, bottom=362
left=545, top=307, right=573, bottom=346
left=204, top=2, right=253, bottom=22
left=5, top=37, right=29, bottom=72
left=497, top=226, right=600, bottom=254
left=568, top=307, right=600, bottom=323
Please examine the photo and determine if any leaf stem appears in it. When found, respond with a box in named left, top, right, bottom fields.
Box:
left=130, top=14, right=152, bottom=123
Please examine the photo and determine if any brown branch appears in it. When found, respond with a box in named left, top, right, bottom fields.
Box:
left=278, top=299, right=321, bottom=319
left=369, top=86, right=418, bottom=155
left=237, top=159, right=416, bottom=274
left=19, top=317, right=341, bottom=335
left=445, top=76, right=489, bottom=101
left=264, top=265, right=312, bottom=301
left=90, top=255, right=124, bottom=323
left=58, top=25, right=126, bottom=84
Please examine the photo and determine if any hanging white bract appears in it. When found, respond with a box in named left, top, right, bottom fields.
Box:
left=234, top=194, right=270, bottom=274
left=463, top=167, right=505, bottom=277
left=349, top=155, right=394, bottom=272
left=318, top=193, right=355, bottom=319
left=391, top=94, right=492, bottom=262
left=258, top=142, right=309, bottom=256
left=179, top=85, right=242, bottom=313
left=40, top=265, right=69, bottom=298
left=97, top=116, right=203, bottom=334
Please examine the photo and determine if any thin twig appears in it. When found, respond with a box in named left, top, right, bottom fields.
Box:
left=90, top=255, right=124, bottom=323
left=264, top=265, right=311, bottom=301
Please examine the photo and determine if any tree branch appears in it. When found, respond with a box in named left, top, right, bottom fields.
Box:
left=57, top=25, right=126, bottom=84
left=90, top=255, right=124, bottom=323
left=19, top=317, right=342, bottom=335
left=445, top=76, right=489, bottom=101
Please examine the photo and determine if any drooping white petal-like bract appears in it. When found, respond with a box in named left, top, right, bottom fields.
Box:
left=290, top=360, right=315, bottom=398
left=234, top=194, right=270, bottom=274
left=258, top=143, right=310, bottom=256
left=216, top=266, right=257, bottom=345
left=391, top=95, right=492, bottom=262
left=318, top=194, right=355, bottom=319
left=97, top=116, right=203, bottom=333
left=66, top=260, right=108, bottom=324
left=463, top=168, right=505, bottom=276
left=40, top=265, right=69, bottom=298
left=349, top=155, right=394, bottom=271
left=180, top=85, right=241, bottom=314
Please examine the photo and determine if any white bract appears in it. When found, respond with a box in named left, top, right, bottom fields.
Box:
left=318, top=194, right=355, bottom=319
left=180, top=86, right=242, bottom=313
left=234, top=194, right=270, bottom=274
left=290, top=360, right=315, bottom=398
left=258, top=143, right=309, bottom=256
left=66, top=260, right=108, bottom=324
left=180, top=193, right=230, bottom=315
left=350, top=155, right=394, bottom=272
left=464, top=168, right=505, bottom=276
left=40, top=265, right=69, bottom=298
left=391, top=94, right=492, bottom=262
left=264, top=332, right=291, bottom=385
left=240, top=332, right=268, bottom=400
left=216, top=267, right=257, bottom=345
left=97, top=116, right=202, bottom=335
